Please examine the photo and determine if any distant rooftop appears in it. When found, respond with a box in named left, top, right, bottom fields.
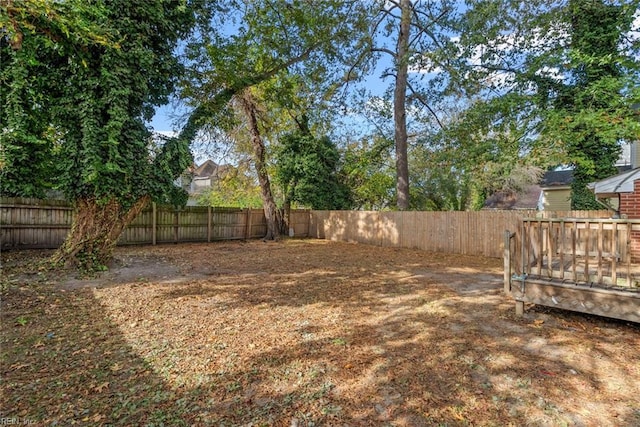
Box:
left=539, top=170, right=573, bottom=187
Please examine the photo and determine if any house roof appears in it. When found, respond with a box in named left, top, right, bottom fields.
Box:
left=483, top=185, right=541, bottom=210
left=540, top=170, right=573, bottom=188
left=193, top=160, right=219, bottom=178
left=588, top=167, right=640, bottom=197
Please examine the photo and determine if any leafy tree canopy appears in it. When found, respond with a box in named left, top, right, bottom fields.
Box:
left=179, top=0, right=369, bottom=133
left=341, top=135, right=396, bottom=210
left=274, top=125, right=352, bottom=210
left=197, top=162, right=263, bottom=209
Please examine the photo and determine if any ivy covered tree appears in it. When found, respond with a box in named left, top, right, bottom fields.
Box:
left=1, top=0, right=198, bottom=270
left=556, top=0, right=636, bottom=208
left=1, top=0, right=111, bottom=198
left=456, top=0, right=640, bottom=209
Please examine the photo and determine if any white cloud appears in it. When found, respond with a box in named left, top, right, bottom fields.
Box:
left=535, top=66, right=564, bottom=82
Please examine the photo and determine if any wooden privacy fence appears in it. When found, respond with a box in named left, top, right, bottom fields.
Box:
left=0, top=198, right=310, bottom=249
left=2, top=198, right=611, bottom=258
left=309, top=210, right=611, bottom=259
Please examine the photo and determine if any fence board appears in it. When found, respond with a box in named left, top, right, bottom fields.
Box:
left=289, top=210, right=310, bottom=237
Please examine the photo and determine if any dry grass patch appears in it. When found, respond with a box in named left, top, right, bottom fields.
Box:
left=2, top=240, right=639, bottom=426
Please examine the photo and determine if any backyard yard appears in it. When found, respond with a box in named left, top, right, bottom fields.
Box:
left=2, top=239, right=639, bottom=426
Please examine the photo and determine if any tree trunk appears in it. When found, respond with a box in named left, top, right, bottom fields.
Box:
left=51, top=196, right=150, bottom=271
left=394, top=0, right=411, bottom=210
left=238, top=90, right=283, bottom=240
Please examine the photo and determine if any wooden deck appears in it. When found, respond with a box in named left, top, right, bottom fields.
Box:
left=505, top=218, right=640, bottom=323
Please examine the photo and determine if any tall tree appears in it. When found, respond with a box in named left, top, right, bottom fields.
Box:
left=559, top=0, right=635, bottom=208
left=180, top=0, right=369, bottom=238
left=1, top=0, right=197, bottom=270
left=393, top=0, right=412, bottom=210
left=353, top=0, right=459, bottom=210
left=236, top=88, right=283, bottom=240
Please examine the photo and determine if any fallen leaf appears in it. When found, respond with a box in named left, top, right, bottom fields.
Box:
left=93, top=382, right=109, bottom=392
left=9, top=363, right=29, bottom=370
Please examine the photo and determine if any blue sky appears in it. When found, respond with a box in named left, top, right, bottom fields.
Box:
left=149, top=104, right=185, bottom=134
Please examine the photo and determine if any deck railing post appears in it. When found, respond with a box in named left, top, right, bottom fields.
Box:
left=626, top=221, right=632, bottom=287
left=560, top=220, right=565, bottom=280
left=585, top=221, right=591, bottom=283
left=521, top=220, right=527, bottom=277
left=612, top=222, right=618, bottom=285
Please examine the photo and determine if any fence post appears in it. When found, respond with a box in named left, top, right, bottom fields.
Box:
left=174, top=210, right=179, bottom=243
left=503, top=230, right=512, bottom=294
left=207, top=206, right=212, bottom=243
left=245, top=208, right=252, bottom=239
left=515, top=300, right=525, bottom=317
left=152, top=202, right=157, bottom=245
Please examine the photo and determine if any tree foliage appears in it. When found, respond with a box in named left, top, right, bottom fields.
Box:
left=181, top=0, right=368, bottom=129
left=274, top=125, right=352, bottom=210
left=419, top=96, right=544, bottom=209
left=1, top=0, right=111, bottom=197
left=197, top=163, right=263, bottom=209
left=341, top=135, right=396, bottom=210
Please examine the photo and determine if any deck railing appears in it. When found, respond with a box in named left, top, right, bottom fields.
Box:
left=507, top=218, right=640, bottom=290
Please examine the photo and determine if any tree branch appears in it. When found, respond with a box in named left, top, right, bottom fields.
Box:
left=408, top=7, right=450, bottom=48
left=371, top=47, right=398, bottom=58
left=179, top=41, right=322, bottom=143
left=406, top=80, right=444, bottom=129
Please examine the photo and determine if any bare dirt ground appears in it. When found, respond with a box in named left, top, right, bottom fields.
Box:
left=2, top=239, right=639, bottom=426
